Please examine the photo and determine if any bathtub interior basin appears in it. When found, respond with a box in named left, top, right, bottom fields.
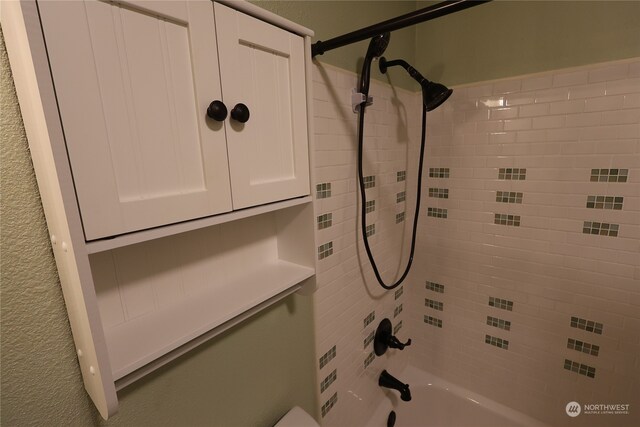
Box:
left=367, top=365, right=549, bottom=427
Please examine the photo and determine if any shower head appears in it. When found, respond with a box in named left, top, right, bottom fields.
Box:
left=359, top=32, right=391, bottom=96
left=421, top=80, right=453, bottom=112
left=379, top=57, right=452, bottom=111
left=366, top=32, right=391, bottom=61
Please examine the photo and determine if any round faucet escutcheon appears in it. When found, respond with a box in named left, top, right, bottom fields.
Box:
left=374, top=318, right=412, bottom=356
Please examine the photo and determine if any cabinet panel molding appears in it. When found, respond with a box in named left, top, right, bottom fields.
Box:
left=215, top=3, right=311, bottom=209
left=39, top=0, right=233, bottom=240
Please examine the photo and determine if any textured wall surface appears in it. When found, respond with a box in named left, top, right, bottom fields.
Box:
left=1, top=26, right=317, bottom=426
left=1, top=27, right=100, bottom=425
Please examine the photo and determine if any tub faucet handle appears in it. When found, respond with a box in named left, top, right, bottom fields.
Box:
left=389, top=335, right=411, bottom=350
left=374, top=318, right=413, bottom=356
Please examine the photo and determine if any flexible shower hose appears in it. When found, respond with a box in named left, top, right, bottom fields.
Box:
left=357, top=101, right=428, bottom=290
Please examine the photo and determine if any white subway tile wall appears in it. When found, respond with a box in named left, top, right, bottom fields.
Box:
left=311, top=62, right=419, bottom=425
left=311, top=58, right=639, bottom=427
left=407, top=58, right=639, bottom=427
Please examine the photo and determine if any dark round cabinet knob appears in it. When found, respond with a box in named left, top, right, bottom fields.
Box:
left=207, top=100, right=227, bottom=121
left=230, top=103, right=250, bottom=123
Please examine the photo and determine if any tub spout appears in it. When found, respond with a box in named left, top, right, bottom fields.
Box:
left=379, top=370, right=412, bottom=402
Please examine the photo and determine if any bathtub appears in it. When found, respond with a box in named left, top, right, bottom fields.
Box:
left=367, top=365, right=549, bottom=427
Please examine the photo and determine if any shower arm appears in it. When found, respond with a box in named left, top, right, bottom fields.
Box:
left=379, top=58, right=423, bottom=82
left=311, top=0, right=491, bottom=58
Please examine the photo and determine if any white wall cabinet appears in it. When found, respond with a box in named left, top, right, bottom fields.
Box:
left=215, top=3, right=311, bottom=209
left=38, top=0, right=310, bottom=240
left=3, top=0, right=316, bottom=419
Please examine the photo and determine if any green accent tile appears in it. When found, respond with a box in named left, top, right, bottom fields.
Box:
left=321, top=392, right=338, bottom=417
left=364, top=352, right=375, bottom=369
left=564, top=359, right=596, bottom=379
left=394, top=304, right=403, bottom=317
left=365, top=224, right=375, bottom=237
left=583, top=220, right=620, bottom=237
left=429, top=168, right=450, bottom=178
left=425, top=298, right=444, bottom=311
left=364, top=331, right=375, bottom=349
left=424, top=315, right=443, bottom=328
left=317, top=213, right=333, bottom=230
left=498, top=168, right=526, bottom=180
left=364, top=311, right=376, bottom=328
left=316, top=182, right=332, bottom=199
left=485, top=334, right=509, bottom=350
left=429, top=188, right=449, bottom=199
left=318, top=242, right=334, bottom=260
left=489, top=296, right=514, bottom=311
left=487, top=316, right=511, bottom=331
left=586, top=194, right=624, bottom=210
left=426, top=280, right=445, bottom=293
left=365, top=200, right=376, bottom=213
left=393, top=320, right=403, bottom=334
left=570, top=315, right=603, bottom=334
left=591, top=168, right=630, bottom=183
left=494, top=213, right=521, bottom=226
left=319, top=345, right=337, bottom=369
left=320, top=369, right=337, bottom=393
left=496, top=191, right=523, bottom=204
left=363, top=175, right=375, bottom=189
left=428, top=207, right=448, bottom=218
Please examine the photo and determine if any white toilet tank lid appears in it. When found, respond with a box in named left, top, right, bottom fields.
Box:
left=274, top=406, right=319, bottom=427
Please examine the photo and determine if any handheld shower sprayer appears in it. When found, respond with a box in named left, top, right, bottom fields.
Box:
left=379, top=57, right=452, bottom=111
left=358, top=32, right=390, bottom=97
left=356, top=36, right=453, bottom=290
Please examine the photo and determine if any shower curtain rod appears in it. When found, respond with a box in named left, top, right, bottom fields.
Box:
left=311, top=0, right=491, bottom=58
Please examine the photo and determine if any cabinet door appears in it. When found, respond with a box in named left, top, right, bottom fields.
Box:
left=38, top=0, right=232, bottom=240
left=214, top=3, right=310, bottom=209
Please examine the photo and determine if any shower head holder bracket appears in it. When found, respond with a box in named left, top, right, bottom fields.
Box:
left=352, top=88, right=373, bottom=113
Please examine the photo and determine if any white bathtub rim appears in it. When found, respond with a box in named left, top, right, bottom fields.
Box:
left=366, top=365, right=550, bottom=427
left=398, top=365, right=550, bottom=427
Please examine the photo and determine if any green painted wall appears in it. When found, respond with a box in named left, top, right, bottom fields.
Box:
left=251, top=0, right=419, bottom=90
left=253, top=1, right=640, bottom=90
left=0, top=28, right=317, bottom=426
left=415, top=0, right=640, bottom=86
